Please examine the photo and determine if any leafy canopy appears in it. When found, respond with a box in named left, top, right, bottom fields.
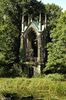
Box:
left=45, top=11, right=66, bottom=73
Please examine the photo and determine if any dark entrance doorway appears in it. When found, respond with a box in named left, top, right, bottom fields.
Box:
left=28, top=67, right=34, bottom=78
left=27, top=29, right=38, bottom=58
left=25, top=29, right=38, bottom=77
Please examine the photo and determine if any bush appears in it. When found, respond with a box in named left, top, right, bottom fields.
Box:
left=45, top=73, right=66, bottom=81
left=0, top=64, right=23, bottom=77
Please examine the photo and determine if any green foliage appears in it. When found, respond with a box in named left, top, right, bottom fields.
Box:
left=24, top=0, right=45, bottom=16
left=0, top=0, right=23, bottom=76
left=45, top=11, right=66, bottom=73
left=45, top=73, right=66, bottom=81
left=45, top=3, right=62, bottom=42
left=0, top=65, right=22, bottom=77
left=45, top=3, right=62, bottom=30
left=0, top=78, right=66, bottom=99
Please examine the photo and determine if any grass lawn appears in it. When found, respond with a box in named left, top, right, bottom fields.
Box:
left=0, top=77, right=66, bottom=100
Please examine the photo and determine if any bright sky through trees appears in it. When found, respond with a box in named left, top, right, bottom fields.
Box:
left=38, top=0, right=66, bottom=11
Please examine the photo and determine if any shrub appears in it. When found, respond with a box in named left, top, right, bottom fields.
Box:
left=45, top=73, right=66, bottom=81
left=0, top=64, right=23, bottom=77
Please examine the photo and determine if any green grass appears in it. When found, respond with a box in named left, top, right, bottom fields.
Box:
left=0, top=77, right=66, bottom=100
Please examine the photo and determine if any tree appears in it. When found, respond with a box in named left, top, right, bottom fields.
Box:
left=0, top=0, right=23, bottom=77
left=44, top=11, right=66, bottom=74
left=45, top=3, right=62, bottom=42
left=41, top=4, right=62, bottom=70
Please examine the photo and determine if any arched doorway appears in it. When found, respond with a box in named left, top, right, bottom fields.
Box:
left=26, top=28, right=38, bottom=62
left=24, top=28, right=38, bottom=77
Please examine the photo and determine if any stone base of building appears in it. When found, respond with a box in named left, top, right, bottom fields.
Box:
left=22, top=63, right=41, bottom=77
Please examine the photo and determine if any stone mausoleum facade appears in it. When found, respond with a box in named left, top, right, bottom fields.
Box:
left=20, top=9, right=47, bottom=77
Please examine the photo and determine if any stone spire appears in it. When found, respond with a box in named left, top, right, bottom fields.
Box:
left=21, top=14, right=24, bottom=32
left=39, top=11, right=42, bottom=31
left=44, top=14, right=47, bottom=29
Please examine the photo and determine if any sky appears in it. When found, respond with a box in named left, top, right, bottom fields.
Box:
left=38, top=0, right=66, bottom=11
